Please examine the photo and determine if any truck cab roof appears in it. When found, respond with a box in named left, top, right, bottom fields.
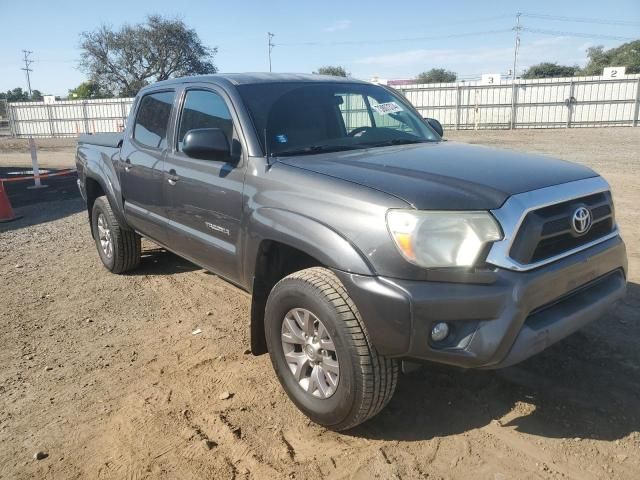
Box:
left=141, top=73, right=370, bottom=92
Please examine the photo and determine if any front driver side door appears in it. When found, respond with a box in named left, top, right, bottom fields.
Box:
left=162, top=87, right=246, bottom=283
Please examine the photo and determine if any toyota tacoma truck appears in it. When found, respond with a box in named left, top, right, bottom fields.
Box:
left=76, top=73, right=627, bottom=430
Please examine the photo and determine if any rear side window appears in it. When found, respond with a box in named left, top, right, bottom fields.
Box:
left=133, top=91, right=175, bottom=149
left=177, top=90, right=233, bottom=152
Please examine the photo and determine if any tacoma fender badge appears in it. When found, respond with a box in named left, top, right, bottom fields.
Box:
left=205, top=222, right=230, bottom=236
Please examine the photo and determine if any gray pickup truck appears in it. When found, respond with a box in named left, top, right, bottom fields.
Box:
left=76, top=73, right=627, bottom=430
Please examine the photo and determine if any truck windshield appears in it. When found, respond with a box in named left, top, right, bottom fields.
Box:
left=237, top=82, right=440, bottom=156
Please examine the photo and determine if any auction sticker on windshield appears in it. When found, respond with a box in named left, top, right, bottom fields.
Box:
left=372, top=102, right=403, bottom=115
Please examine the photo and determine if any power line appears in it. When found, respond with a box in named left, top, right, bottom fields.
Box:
left=277, top=25, right=634, bottom=48
left=521, top=27, right=636, bottom=41
left=36, top=59, right=76, bottom=64
left=520, top=12, right=640, bottom=27
left=277, top=28, right=514, bottom=47
left=443, top=14, right=514, bottom=24
left=21, top=50, right=34, bottom=96
left=273, top=14, right=521, bottom=48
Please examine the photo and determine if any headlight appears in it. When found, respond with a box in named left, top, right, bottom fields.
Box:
left=386, top=210, right=502, bottom=268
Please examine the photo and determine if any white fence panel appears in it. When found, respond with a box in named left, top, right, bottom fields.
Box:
left=8, top=97, right=134, bottom=137
left=7, top=74, right=640, bottom=137
left=394, top=74, right=640, bottom=130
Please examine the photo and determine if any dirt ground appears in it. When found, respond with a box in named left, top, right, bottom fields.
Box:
left=0, top=137, right=76, bottom=170
left=1, top=128, right=639, bottom=480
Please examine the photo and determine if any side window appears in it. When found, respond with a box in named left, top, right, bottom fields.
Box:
left=133, top=91, right=175, bottom=149
left=336, top=93, right=372, bottom=133
left=177, top=90, right=233, bottom=152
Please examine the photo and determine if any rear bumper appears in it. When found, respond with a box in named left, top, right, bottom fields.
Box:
left=334, top=236, right=627, bottom=369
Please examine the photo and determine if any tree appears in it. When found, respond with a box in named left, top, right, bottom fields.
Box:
left=0, top=88, right=41, bottom=102
left=314, top=66, right=348, bottom=77
left=31, top=90, right=43, bottom=101
left=522, top=62, right=578, bottom=79
left=415, top=68, right=457, bottom=84
left=68, top=81, right=112, bottom=99
left=79, top=15, right=218, bottom=97
left=0, top=88, right=28, bottom=102
left=581, top=40, right=640, bottom=75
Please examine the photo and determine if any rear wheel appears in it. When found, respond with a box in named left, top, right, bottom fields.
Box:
left=265, top=267, right=398, bottom=430
left=91, top=196, right=141, bottom=274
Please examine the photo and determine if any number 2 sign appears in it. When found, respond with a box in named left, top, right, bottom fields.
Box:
left=603, top=67, right=626, bottom=79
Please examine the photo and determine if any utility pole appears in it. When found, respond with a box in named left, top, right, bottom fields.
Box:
left=267, top=32, right=275, bottom=72
left=510, top=13, right=521, bottom=129
left=21, top=50, right=34, bottom=96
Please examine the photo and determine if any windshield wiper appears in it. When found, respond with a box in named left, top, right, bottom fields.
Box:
left=364, top=138, right=428, bottom=148
left=276, top=144, right=365, bottom=157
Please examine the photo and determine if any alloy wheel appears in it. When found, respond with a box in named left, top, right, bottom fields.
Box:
left=280, top=308, right=340, bottom=399
left=97, top=213, right=113, bottom=259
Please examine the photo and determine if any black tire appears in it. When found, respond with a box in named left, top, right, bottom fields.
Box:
left=91, top=196, right=141, bottom=274
left=265, top=267, right=398, bottom=431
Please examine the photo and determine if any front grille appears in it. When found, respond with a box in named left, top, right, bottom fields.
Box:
left=509, top=191, right=615, bottom=265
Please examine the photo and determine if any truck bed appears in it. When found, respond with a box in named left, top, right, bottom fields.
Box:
left=78, top=133, right=124, bottom=148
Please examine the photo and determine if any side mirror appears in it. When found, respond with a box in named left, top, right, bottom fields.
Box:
left=425, top=118, right=444, bottom=137
left=182, top=128, right=230, bottom=161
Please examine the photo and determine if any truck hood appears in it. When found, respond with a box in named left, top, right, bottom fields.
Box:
left=276, top=142, right=598, bottom=210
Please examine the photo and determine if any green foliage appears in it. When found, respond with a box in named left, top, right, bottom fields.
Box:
left=581, top=40, right=640, bottom=75
left=79, top=15, right=218, bottom=97
left=522, top=62, right=578, bottom=79
left=314, top=66, right=348, bottom=77
left=68, top=81, right=112, bottom=99
left=415, top=68, right=457, bottom=84
left=0, top=88, right=29, bottom=102
left=0, top=88, right=43, bottom=102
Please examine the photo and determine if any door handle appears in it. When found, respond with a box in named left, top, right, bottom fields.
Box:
left=124, top=158, right=132, bottom=172
left=167, top=169, right=179, bottom=186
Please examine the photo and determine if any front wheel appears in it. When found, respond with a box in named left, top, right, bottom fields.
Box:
left=265, top=267, right=398, bottom=430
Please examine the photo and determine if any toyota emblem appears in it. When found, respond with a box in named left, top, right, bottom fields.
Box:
left=572, top=207, right=592, bottom=235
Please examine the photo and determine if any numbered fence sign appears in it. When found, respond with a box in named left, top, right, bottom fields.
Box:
left=481, top=74, right=501, bottom=85
left=603, top=67, right=626, bottom=79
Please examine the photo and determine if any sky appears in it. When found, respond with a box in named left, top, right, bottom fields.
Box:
left=0, top=0, right=638, bottom=96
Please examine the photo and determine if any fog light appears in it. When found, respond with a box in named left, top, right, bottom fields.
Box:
left=431, top=322, right=449, bottom=342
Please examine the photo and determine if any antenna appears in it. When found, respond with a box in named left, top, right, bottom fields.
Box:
left=21, top=50, right=34, bottom=97
left=268, top=32, right=275, bottom=72
left=264, top=128, right=271, bottom=161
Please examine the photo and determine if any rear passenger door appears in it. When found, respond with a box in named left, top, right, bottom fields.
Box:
left=120, top=90, right=176, bottom=244
left=163, top=87, right=246, bottom=283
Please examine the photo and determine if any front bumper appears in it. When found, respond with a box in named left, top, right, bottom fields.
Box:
left=334, top=236, right=627, bottom=369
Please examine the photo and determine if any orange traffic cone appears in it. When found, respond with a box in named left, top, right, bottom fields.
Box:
left=0, top=181, right=21, bottom=223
